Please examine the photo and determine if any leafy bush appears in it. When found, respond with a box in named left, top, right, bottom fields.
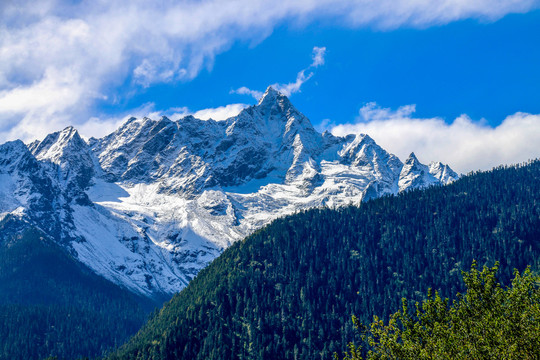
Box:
left=338, top=262, right=540, bottom=359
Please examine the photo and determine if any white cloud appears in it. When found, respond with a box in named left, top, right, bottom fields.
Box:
left=77, top=116, right=130, bottom=140
left=0, top=0, right=538, bottom=142
left=311, top=46, right=326, bottom=67
left=0, top=68, right=84, bottom=116
left=331, top=102, right=540, bottom=173
left=133, top=59, right=185, bottom=88
left=144, top=103, right=247, bottom=122
left=193, top=104, right=247, bottom=120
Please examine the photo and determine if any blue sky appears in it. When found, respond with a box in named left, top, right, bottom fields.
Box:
left=120, top=10, right=540, bottom=127
left=1, top=0, right=540, bottom=172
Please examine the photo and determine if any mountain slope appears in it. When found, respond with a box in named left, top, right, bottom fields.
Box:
left=30, top=126, right=96, bottom=204
left=0, top=221, right=153, bottom=360
left=109, top=160, right=540, bottom=360
left=0, top=140, right=66, bottom=241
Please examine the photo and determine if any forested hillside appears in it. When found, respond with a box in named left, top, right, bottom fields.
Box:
left=0, top=223, right=156, bottom=360
left=109, top=160, right=540, bottom=360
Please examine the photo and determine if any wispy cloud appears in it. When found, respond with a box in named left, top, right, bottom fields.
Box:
left=273, top=70, right=315, bottom=97
left=331, top=102, right=540, bottom=173
left=231, top=87, right=264, bottom=100
left=0, top=0, right=538, bottom=142
left=273, top=46, right=327, bottom=96
left=233, top=46, right=327, bottom=99
left=310, top=46, right=326, bottom=67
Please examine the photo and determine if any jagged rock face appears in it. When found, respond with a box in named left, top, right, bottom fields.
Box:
left=30, top=126, right=97, bottom=204
left=398, top=152, right=458, bottom=192
left=429, top=161, right=459, bottom=184
left=339, top=134, right=403, bottom=195
left=92, top=88, right=324, bottom=196
left=0, top=87, right=459, bottom=299
left=0, top=140, right=66, bottom=242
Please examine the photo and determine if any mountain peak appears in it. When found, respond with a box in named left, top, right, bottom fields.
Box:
left=28, top=126, right=96, bottom=195
left=257, top=86, right=284, bottom=106
left=61, top=125, right=76, bottom=134
left=51, top=126, right=83, bottom=144
left=398, top=152, right=458, bottom=192
left=0, top=140, right=32, bottom=170
left=429, top=161, right=459, bottom=184
left=405, top=152, right=419, bottom=164
left=232, top=85, right=310, bottom=131
left=31, top=126, right=86, bottom=160
left=1, top=139, right=27, bottom=153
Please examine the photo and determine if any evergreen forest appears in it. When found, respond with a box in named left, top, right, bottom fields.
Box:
left=0, top=225, right=156, bottom=360
left=109, top=160, right=540, bottom=359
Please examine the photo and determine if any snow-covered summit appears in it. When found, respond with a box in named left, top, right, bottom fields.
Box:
left=1, top=140, right=35, bottom=172
left=398, top=152, right=456, bottom=192
left=0, top=140, right=67, bottom=241
left=91, top=87, right=324, bottom=195
left=257, top=86, right=282, bottom=106
left=29, top=126, right=98, bottom=204
left=1, top=90, right=458, bottom=299
left=429, top=161, right=459, bottom=184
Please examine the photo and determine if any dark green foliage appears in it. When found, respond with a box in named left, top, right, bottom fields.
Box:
left=110, top=160, right=540, bottom=360
left=0, top=225, right=155, bottom=360
left=337, top=262, right=540, bottom=359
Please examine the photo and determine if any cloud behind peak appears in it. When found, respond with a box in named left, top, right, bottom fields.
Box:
left=331, top=102, right=540, bottom=173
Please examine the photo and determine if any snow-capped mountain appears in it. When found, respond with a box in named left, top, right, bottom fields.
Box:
left=398, top=152, right=458, bottom=192
left=0, top=87, right=458, bottom=299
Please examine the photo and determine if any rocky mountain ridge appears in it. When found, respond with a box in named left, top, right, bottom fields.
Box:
left=0, top=87, right=458, bottom=299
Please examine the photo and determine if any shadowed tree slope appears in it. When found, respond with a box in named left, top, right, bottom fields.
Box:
left=110, top=160, right=540, bottom=360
